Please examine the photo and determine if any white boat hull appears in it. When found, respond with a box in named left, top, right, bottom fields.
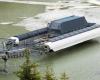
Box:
left=45, top=25, right=100, bottom=51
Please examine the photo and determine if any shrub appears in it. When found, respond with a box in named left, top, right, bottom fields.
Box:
left=16, top=48, right=69, bottom=80
left=16, top=48, right=41, bottom=80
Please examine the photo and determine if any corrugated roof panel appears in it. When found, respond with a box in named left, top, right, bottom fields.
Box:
left=54, top=15, right=79, bottom=24
left=15, top=28, right=48, bottom=41
left=49, top=23, right=97, bottom=42
left=49, top=16, right=88, bottom=34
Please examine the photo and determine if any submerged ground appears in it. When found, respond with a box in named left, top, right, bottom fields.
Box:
left=0, top=2, right=45, bottom=38
left=0, top=0, right=100, bottom=80
left=0, top=2, right=45, bottom=80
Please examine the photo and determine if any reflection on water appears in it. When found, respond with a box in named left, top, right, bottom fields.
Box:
left=40, top=39, right=100, bottom=80
left=40, top=39, right=99, bottom=63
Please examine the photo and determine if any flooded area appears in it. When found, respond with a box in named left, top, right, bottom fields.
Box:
left=19, top=0, right=60, bottom=2
left=0, top=0, right=100, bottom=80
left=0, top=2, right=45, bottom=37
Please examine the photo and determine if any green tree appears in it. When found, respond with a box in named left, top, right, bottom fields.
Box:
left=44, top=66, right=56, bottom=80
left=16, top=48, right=41, bottom=80
left=16, top=48, right=69, bottom=80
left=60, top=72, right=69, bottom=80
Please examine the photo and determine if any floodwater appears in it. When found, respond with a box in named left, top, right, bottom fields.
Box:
left=19, top=0, right=60, bottom=2
left=0, top=2, right=45, bottom=38
left=0, top=0, right=100, bottom=80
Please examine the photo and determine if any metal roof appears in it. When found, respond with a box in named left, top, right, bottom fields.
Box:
left=49, top=23, right=97, bottom=42
left=15, top=28, right=48, bottom=41
left=48, top=16, right=89, bottom=34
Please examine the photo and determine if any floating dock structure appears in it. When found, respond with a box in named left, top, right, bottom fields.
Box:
left=7, top=15, right=100, bottom=52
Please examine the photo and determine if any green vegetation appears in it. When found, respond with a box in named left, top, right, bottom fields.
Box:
left=16, top=49, right=41, bottom=80
left=44, top=66, right=56, bottom=80
left=16, top=48, right=69, bottom=80
left=60, top=72, right=69, bottom=80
